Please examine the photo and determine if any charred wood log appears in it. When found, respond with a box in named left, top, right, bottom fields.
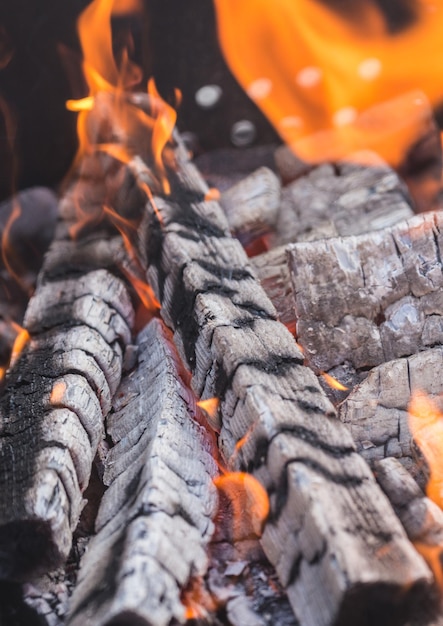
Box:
left=274, top=158, right=414, bottom=246
left=137, top=135, right=436, bottom=626
left=288, top=211, right=443, bottom=376
left=219, top=167, right=281, bottom=246
left=251, top=163, right=414, bottom=333
left=339, top=348, right=443, bottom=480
left=376, top=457, right=443, bottom=555
left=67, top=319, right=218, bottom=626
left=0, top=165, right=137, bottom=580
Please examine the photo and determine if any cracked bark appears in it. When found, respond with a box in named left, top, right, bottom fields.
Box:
left=339, top=348, right=443, bottom=484
left=288, top=211, right=443, bottom=378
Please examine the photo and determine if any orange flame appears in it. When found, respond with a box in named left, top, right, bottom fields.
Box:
left=9, top=322, right=30, bottom=367
left=408, top=391, right=443, bottom=509
left=214, top=0, right=443, bottom=166
left=0, top=366, right=5, bottom=383
left=67, top=0, right=177, bottom=197
left=101, top=204, right=161, bottom=316
left=214, top=472, right=270, bottom=538
left=321, top=371, right=349, bottom=391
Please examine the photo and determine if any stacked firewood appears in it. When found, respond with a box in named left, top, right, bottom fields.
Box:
left=1, top=98, right=443, bottom=626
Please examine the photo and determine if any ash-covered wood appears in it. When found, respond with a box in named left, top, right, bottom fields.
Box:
left=68, top=319, right=218, bottom=626
left=0, top=164, right=137, bottom=581
left=137, top=135, right=436, bottom=626
left=220, top=167, right=281, bottom=245
left=274, top=158, right=414, bottom=246
left=289, top=211, right=443, bottom=376
left=250, top=246, right=296, bottom=333
left=339, top=349, right=443, bottom=479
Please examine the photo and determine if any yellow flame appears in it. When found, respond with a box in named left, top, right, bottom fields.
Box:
left=321, top=371, right=349, bottom=391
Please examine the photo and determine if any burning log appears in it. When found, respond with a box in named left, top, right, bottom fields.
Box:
left=0, top=172, right=136, bottom=580
left=274, top=157, right=414, bottom=246
left=251, top=160, right=414, bottom=332
left=67, top=319, right=218, bottom=626
left=339, top=348, right=443, bottom=479
left=288, top=211, right=443, bottom=377
left=138, top=136, right=436, bottom=626
left=219, top=166, right=281, bottom=245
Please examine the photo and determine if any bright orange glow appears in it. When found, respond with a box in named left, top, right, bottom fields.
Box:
left=67, top=0, right=178, bottom=198
left=214, top=472, right=270, bottom=537
left=414, top=542, right=443, bottom=591
left=9, top=323, right=30, bottom=367
left=408, top=391, right=443, bottom=509
left=50, top=381, right=67, bottom=405
left=0, top=367, right=5, bottom=382
left=321, top=371, right=349, bottom=391
left=214, top=0, right=443, bottom=166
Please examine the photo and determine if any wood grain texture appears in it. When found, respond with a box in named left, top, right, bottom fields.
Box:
left=136, top=135, right=435, bottom=626
left=67, top=319, right=218, bottom=626
left=288, top=211, right=443, bottom=376
left=0, top=160, right=136, bottom=580
left=274, top=159, right=413, bottom=246
left=220, top=166, right=281, bottom=244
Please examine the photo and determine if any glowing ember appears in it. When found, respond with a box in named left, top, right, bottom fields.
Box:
left=408, top=391, right=443, bottom=509
left=214, top=0, right=443, bottom=165
left=50, top=381, right=67, bottom=405
left=0, top=366, right=5, bottom=383
left=214, top=472, right=270, bottom=537
left=321, top=371, right=349, bottom=391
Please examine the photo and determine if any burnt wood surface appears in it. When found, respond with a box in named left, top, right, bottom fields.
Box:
left=68, top=319, right=218, bottom=626
left=376, top=457, right=443, bottom=553
left=0, top=161, right=137, bottom=580
left=339, top=348, right=443, bottom=481
left=251, top=162, right=414, bottom=334
left=135, top=135, right=436, bottom=626
left=288, top=211, right=443, bottom=376
left=219, top=166, right=281, bottom=245
left=274, top=159, right=414, bottom=246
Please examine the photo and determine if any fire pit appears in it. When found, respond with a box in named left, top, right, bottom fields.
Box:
left=1, top=1, right=443, bottom=625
